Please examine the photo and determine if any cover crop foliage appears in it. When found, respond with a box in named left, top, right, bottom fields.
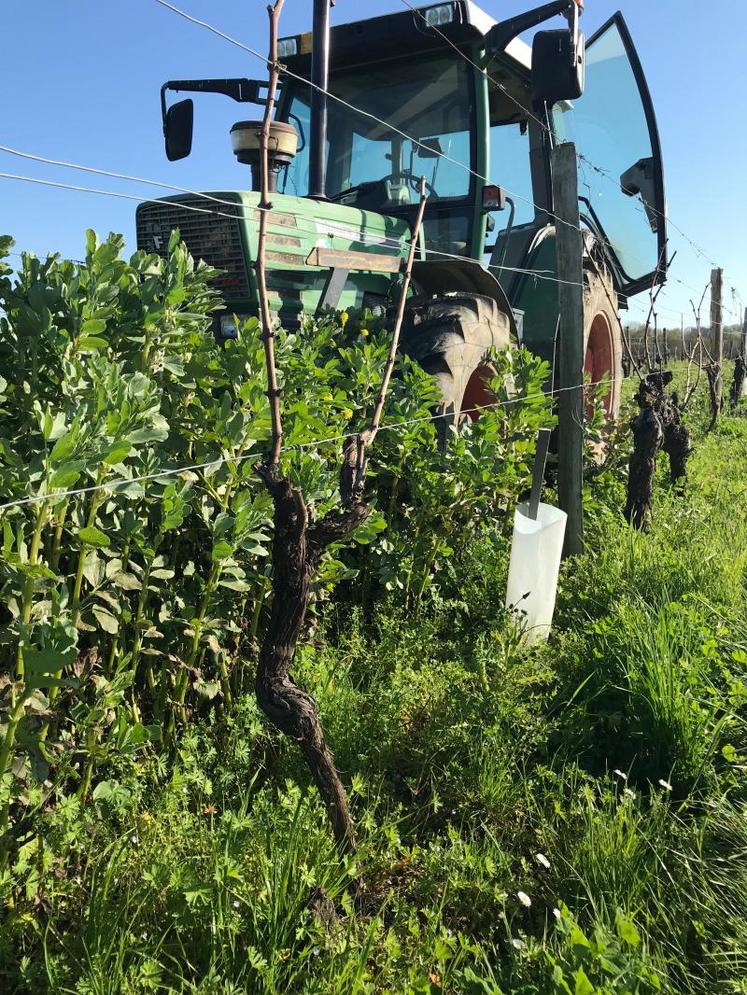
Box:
left=0, top=232, right=550, bottom=861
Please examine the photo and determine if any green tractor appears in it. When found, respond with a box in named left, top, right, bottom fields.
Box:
left=136, top=0, right=666, bottom=424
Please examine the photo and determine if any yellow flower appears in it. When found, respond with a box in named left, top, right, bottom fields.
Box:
left=322, top=393, right=333, bottom=402
left=339, top=311, right=349, bottom=327
left=342, top=408, right=354, bottom=420
left=360, top=328, right=369, bottom=337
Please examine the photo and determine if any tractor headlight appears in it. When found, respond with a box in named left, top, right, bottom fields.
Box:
left=424, top=3, right=454, bottom=27
left=216, top=314, right=239, bottom=340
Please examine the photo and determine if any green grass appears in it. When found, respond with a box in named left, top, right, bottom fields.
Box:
left=3, top=368, right=747, bottom=993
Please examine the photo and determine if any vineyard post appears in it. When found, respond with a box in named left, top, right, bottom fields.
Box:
left=710, top=267, right=724, bottom=415
left=742, top=307, right=747, bottom=397
left=551, top=141, right=584, bottom=557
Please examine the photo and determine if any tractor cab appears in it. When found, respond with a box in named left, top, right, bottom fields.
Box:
left=273, top=1, right=666, bottom=300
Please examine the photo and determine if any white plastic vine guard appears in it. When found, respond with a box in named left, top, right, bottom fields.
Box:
left=505, top=502, right=567, bottom=644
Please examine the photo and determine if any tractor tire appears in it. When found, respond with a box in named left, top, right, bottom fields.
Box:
left=583, top=268, right=624, bottom=418
left=400, top=292, right=513, bottom=445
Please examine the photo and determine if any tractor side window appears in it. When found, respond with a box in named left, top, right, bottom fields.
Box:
left=280, top=92, right=312, bottom=197
left=489, top=122, right=534, bottom=229
left=485, top=120, right=534, bottom=269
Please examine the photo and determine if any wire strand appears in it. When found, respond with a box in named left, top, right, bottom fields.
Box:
left=4, top=167, right=738, bottom=318
left=0, top=169, right=592, bottom=291
left=0, top=375, right=612, bottom=513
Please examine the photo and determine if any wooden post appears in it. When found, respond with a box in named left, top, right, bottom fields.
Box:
left=742, top=307, right=747, bottom=397
left=552, top=142, right=584, bottom=557
left=710, top=267, right=724, bottom=414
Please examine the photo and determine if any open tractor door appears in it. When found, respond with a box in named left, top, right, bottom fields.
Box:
left=138, top=2, right=666, bottom=425
left=494, top=9, right=667, bottom=416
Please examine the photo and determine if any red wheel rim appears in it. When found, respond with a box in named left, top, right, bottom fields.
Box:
left=585, top=312, right=615, bottom=415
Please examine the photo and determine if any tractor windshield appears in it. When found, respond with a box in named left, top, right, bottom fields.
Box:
left=280, top=55, right=474, bottom=251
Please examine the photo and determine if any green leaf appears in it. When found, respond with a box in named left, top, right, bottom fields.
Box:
left=352, top=510, right=387, bottom=545
left=79, top=526, right=111, bottom=548
left=211, top=540, right=233, bottom=562
left=574, top=969, right=595, bottom=995
left=162, top=355, right=185, bottom=376
left=92, top=606, right=119, bottom=634
left=128, top=420, right=169, bottom=445
left=103, top=444, right=132, bottom=465
left=49, top=432, right=75, bottom=464
left=569, top=925, right=591, bottom=950
left=49, top=462, right=84, bottom=490
left=615, top=914, right=640, bottom=948
left=218, top=579, right=252, bottom=592
left=21, top=618, right=78, bottom=690
left=111, top=572, right=142, bottom=591
left=81, top=318, right=107, bottom=336
left=78, top=336, right=108, bottom=351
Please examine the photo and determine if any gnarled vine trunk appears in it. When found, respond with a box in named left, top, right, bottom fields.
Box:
left=255, top=445, right=370, bottom=853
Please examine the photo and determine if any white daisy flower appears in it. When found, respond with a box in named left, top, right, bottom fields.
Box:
left=658, top=779, right=673, bottom=791
left=535, top=853, right=551, bottom=869
left=517, top=891, right=532, bottom=908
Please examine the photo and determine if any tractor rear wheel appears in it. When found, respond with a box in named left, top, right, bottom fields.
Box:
left=583, top=270, right=623, bottom=418
left=400, top=292, right=513, bottom=445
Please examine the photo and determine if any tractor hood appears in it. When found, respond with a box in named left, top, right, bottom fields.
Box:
left=136, top=191, right=410, bottom=326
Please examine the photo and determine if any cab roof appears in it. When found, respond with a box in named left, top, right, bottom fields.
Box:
left=280, top=1, right=532, bottom=75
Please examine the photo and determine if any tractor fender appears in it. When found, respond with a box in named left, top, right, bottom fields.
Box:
left=410, top=259, right=520, bottom=343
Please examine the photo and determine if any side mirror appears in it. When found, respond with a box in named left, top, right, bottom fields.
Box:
left=164, top=99, right=194, bottom=161
left=531, top=29, right=585, bottom=105
left=620, top=157, right=659, bottom=232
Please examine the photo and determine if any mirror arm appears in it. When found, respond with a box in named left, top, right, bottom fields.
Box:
left=162, top=78, right=273, bottom=104
left=487, top=0, right=577, bottom=55
left=161, top=78, right=279, bottom=146
left=493, top=196, right=516, bottom=271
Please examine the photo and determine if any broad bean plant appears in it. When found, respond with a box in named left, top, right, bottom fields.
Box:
left=0, top=232, right=551, bottom=853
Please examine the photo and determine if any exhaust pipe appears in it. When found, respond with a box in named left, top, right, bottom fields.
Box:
left=309, top=0, right=331, bottom=199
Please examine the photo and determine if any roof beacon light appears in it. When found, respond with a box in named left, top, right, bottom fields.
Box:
left=424, top=3, right=454, bottom=28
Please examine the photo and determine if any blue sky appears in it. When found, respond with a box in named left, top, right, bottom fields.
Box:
left=1, top=0, right=744, bottom=326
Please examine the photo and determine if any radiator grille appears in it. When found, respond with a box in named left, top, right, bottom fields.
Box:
left=136, top=197, right=251, bottom=303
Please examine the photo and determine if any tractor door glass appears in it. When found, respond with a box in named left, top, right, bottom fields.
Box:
left=489, top=122, right=534, bottom=228
left=551, top=14, right=667, bottom=294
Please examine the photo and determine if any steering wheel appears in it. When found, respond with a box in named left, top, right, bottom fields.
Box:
left=328, top=172, right=435, bottom=204
left=381, top=171, right=436, bottom=197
